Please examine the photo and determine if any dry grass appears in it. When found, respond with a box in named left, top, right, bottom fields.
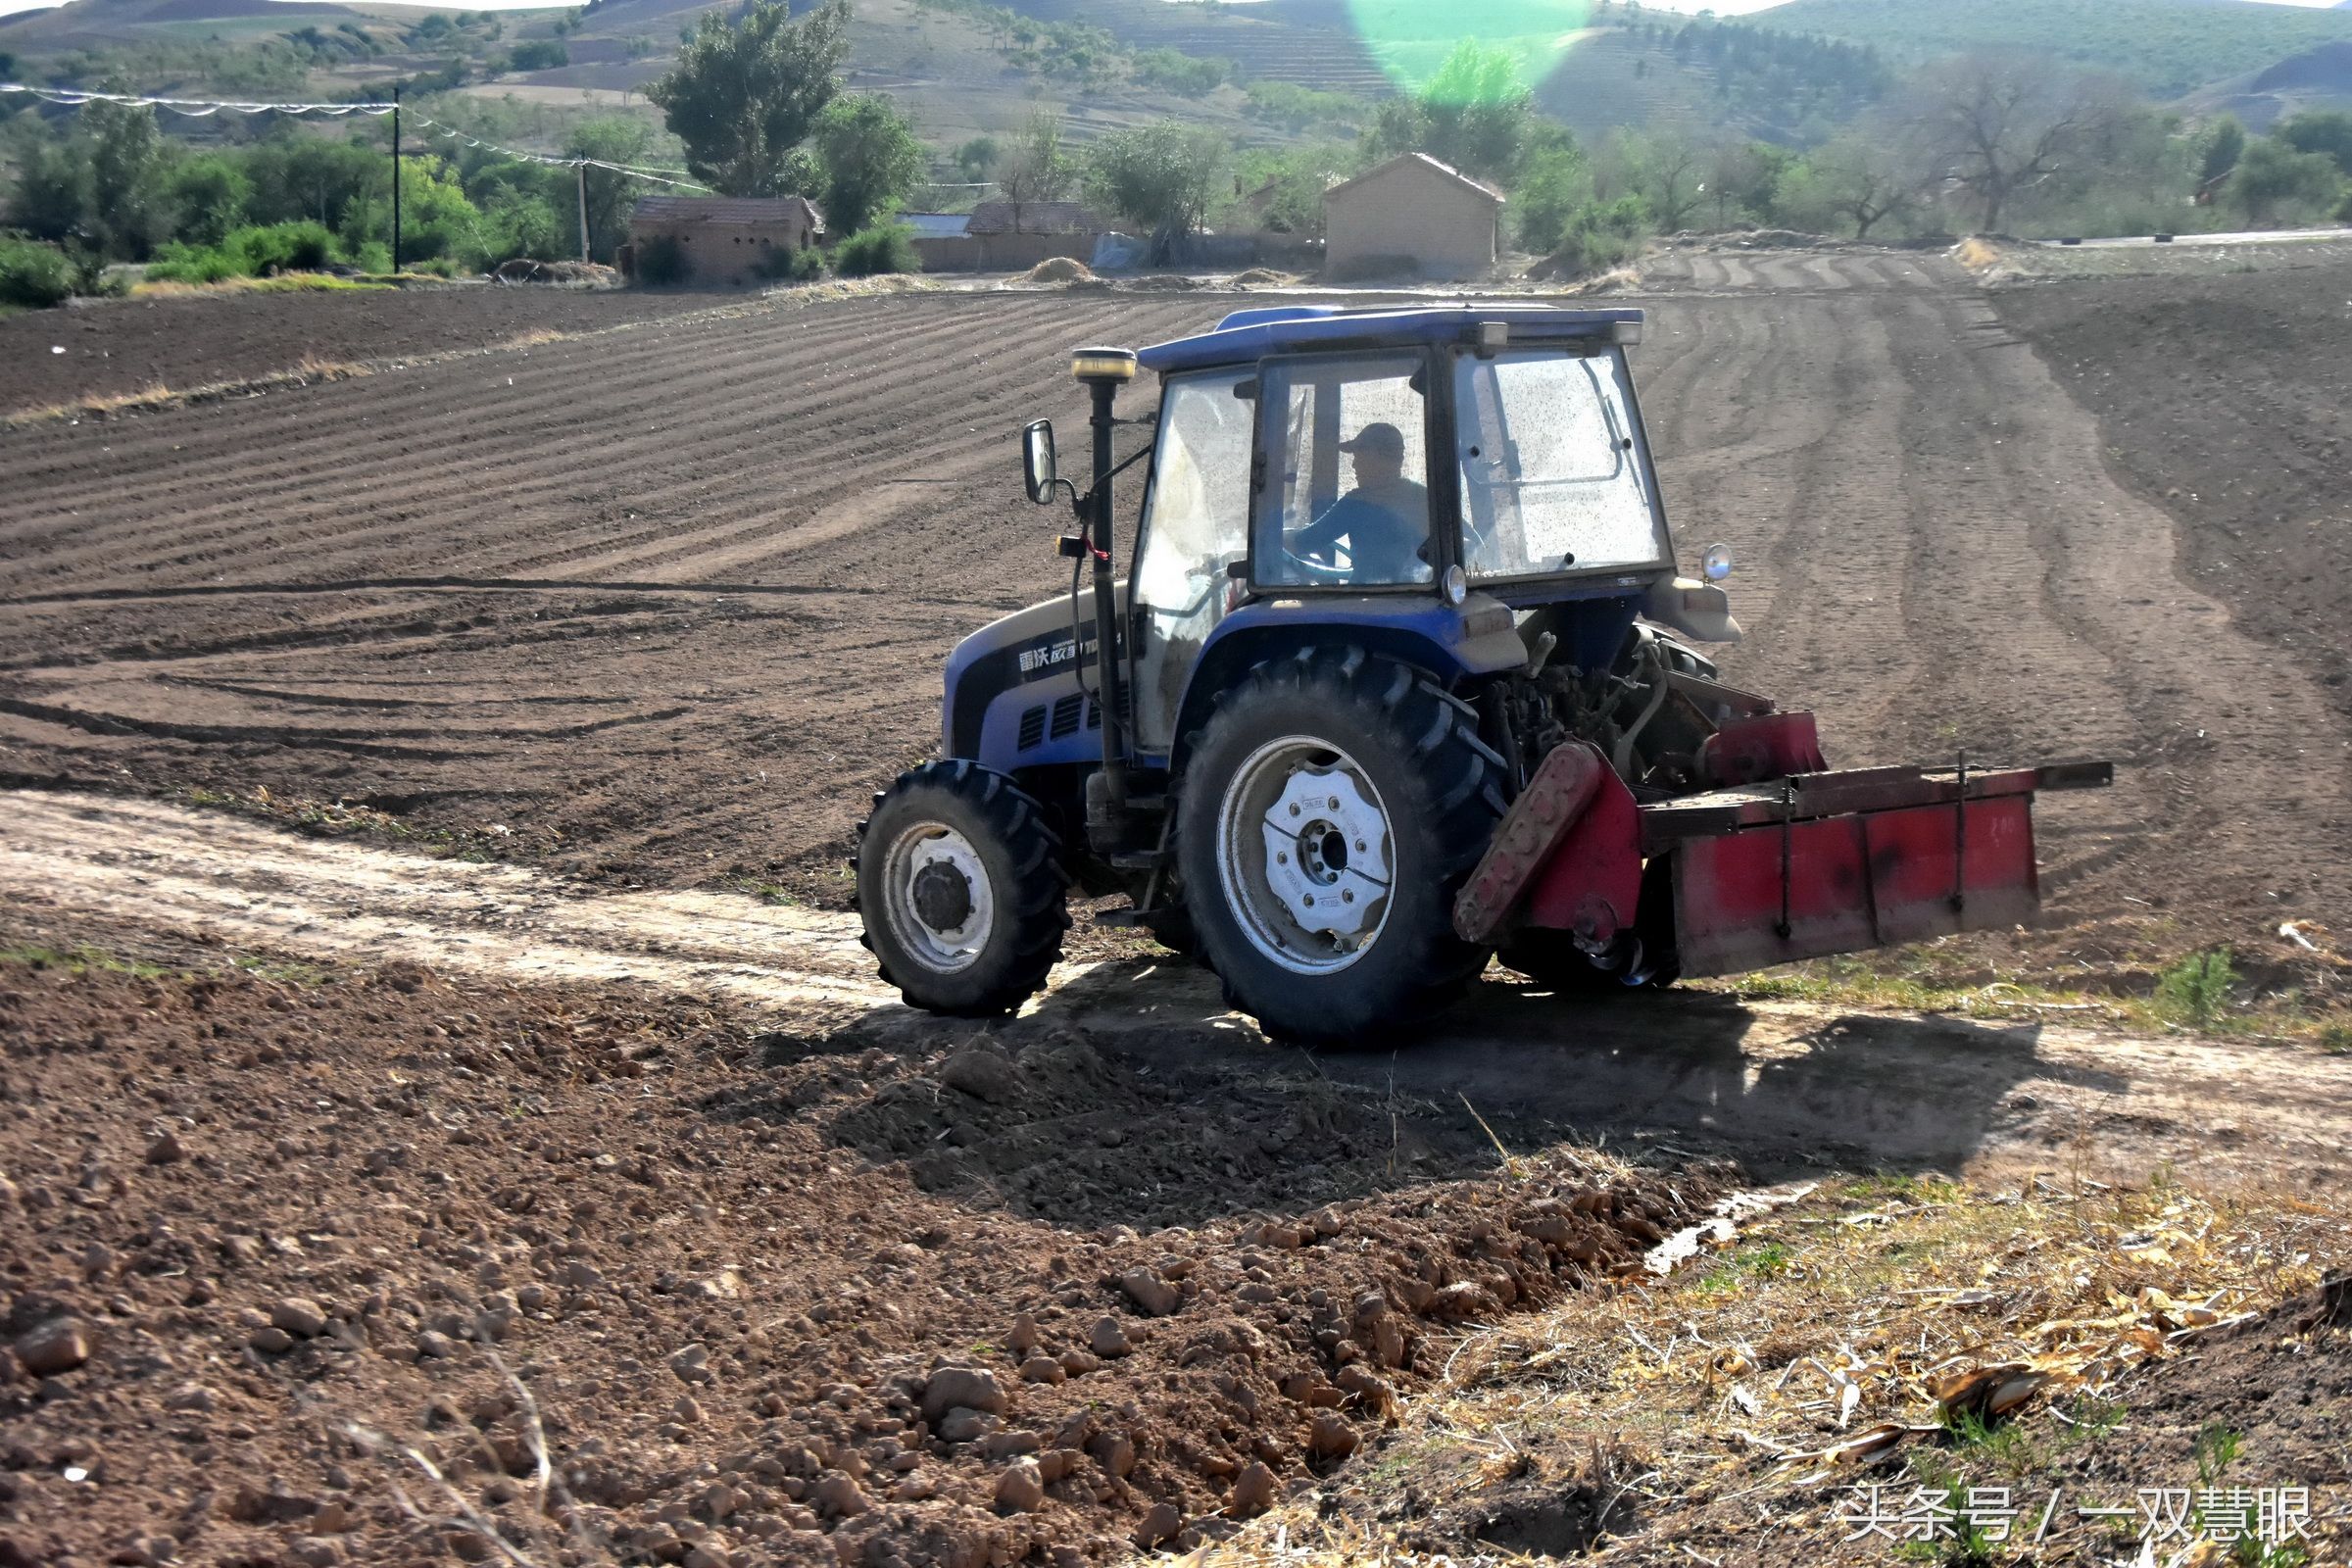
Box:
left=1182, top=1167, right=2345, bottom=1566
left=5, top=357, right=373, bottom=426
left=130, top=271, right=395, bottom=299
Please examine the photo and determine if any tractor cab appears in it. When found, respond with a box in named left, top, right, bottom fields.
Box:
left=853, top=307, right=2109, bottom=1043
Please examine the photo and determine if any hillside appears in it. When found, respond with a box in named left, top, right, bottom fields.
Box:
left=1753, top=0, right=2352, bottom=99
left=2180, top=37, right=2352, bottom=130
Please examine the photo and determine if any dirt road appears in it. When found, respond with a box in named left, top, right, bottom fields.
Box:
left=2, top=259, right=2348, bottom=981
left=9, top=787, right=2345, bottom=1196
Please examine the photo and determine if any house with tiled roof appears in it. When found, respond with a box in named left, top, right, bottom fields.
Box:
left=624, top=195, right=825, bottom=285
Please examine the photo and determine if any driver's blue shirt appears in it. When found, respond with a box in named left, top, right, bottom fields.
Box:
left=1290, top=478, right=1430, bottom=582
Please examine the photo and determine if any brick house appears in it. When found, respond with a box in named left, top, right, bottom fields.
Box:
left=624, top=195, right=825, bottom=285
left=1321, top=154, right=1505, bottom=281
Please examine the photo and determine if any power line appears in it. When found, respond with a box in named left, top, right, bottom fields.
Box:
left=0, top=81, right=710, bottom=189
left=408, top=115, right=709, bottom=190
left=1, top=81, right=392, bottom=115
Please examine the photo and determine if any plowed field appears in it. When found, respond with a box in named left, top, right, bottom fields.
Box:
left=6, top=255, right=2352, bottom=1568
left=5, top=257, right=2347, bottom=980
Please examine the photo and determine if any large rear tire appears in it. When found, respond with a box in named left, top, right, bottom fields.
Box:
left=857, top=760, right=1069, bottom=1016
left=1175, top=648, right=1508, bottom=1045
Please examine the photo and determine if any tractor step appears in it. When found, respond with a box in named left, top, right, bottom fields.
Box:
left=1105, top=851, right=1164, bottom=871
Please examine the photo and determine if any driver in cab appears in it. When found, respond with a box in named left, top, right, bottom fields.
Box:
left=1287, top=421, right=1431, bottom=583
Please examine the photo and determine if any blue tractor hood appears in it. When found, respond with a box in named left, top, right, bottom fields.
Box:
left=1136, top=303, right=1643, bottom=375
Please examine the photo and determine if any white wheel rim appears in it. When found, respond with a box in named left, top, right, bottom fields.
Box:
left=1214, top=735, right=1394, bottom=976
left=881, top=822, right=995, bottom=974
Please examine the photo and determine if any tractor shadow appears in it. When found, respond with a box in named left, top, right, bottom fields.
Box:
left=792, top=955, right=2130, bottom=1234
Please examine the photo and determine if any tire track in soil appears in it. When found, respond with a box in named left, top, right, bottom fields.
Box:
left=8, top=784, right=2351, bottom=1197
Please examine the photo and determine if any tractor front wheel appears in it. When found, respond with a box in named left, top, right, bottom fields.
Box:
left=1176, top=649, right=1508, bottom=1044
left=857, top=760, right=1069, bottom=1016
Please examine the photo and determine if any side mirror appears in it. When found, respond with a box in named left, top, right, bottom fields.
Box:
left=1021, top=419, right=1057, bottom=506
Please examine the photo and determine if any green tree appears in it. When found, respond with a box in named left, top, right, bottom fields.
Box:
left=1231, top=141, right=1352, bottom=237
left=1512, top=138, right=1593, bottom=254
left=9, top=137, right=88, bottom=245
left=1913, top=52, right=2129, bottom=233
left=998, top=110, right=1073, bottom=216
left=1366, top=40, right=1535, bottom=185
left=84, top=98, right=172, bottom=258
left=2197, top=116, right=2246, bottom=186
left=2233, top=136, right=2344, bottom=225
left=1786, top=118, right=1930, bottom=238
left=809, top=92, right=924, bottom=235
left=1084, top=122, right=1224, bottom=260
left=647, top=0, right=850, bottom=197
left=564, top=114, right=657, bottom=262
left=339, top=155, right=482, bottom=267
left=244, top=133, right=382, bottom=231
left=955, top=134, right=1001, bottom=182
left=2276, top=110, right=2352, bottom=180
left=167, top=153, right=253, bottom=248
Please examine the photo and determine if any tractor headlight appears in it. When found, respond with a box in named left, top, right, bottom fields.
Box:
left=1070, top=347, right=1137, bottom=385
left=1702, top=543, right=1735, bottom=582
left=1443, top=564, right=1468, bottom=607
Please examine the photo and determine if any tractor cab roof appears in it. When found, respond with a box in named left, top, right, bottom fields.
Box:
left=1135, top=303, right=1643, bottom=375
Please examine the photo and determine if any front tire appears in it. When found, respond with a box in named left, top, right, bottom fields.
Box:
left=1176, top=649, right=1507, bottom=1044
left=857, top=760, right=1069, bottom=1016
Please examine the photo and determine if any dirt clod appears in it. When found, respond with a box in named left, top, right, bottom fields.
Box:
left=921, top=1365, right=1009, bottom=1422
left=270, top=1297, right=328, bottom=1337
left=15, top=1316, right=92, bottom=1374
left=1227, top=1459, right=1279, bottom=1518
left=1117, top=1267, right=1180, bottom=1316
left=994, top=1458, right=1047, bottom=1513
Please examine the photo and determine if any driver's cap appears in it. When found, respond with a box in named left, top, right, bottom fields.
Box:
left=1337, top=422, right=1405, bottom=458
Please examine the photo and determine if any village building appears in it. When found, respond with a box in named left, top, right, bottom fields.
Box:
left=1321, top=153, right=1505, bottom=281
left=623, top=195, right=824, bottom=285
left=899, top=200, right=1107, bottom=272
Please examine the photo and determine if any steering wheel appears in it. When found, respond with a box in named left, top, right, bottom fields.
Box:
left=1278, top=541, right=1358, bottom=583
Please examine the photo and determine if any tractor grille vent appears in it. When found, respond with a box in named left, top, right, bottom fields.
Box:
left=1050, top=693, right=1086, bottom=740
left=1016, top=705, right=1047, bottom=751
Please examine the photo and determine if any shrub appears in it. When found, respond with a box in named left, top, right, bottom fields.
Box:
left=832, top=221, right=919, bottom=277
left=758, top=243, right=825, bottom=282
left=2153, top=949, right=2236, bottom=1031
left=634, top=232, right=687, bottom=284
left=143, top=242, right=239, bottom=285
left=230, top=220, right=338, bottom=275
left=0, top=234, right=74, bottom=308
left=66, top=246, right=128, bottom=299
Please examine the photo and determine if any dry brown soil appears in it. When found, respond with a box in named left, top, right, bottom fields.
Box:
left=4, top=256, right=2352, bottom=1565
left=0, top=285, right=723, bottom=414
left=3, top=258, right=2348, bottom=988
left=5, top=792, right=2352, bottom=1568
left=1993, top=261, right=2352, bottom=726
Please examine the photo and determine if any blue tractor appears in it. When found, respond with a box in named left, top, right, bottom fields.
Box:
left=854, top=305, right=2106, bottom=1044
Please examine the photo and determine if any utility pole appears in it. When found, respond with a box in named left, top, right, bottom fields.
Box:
left=390, top=83, right=403, bottom=272
left=577, top=163, right=591, bottom=262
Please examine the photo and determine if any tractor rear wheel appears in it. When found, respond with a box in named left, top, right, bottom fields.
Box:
left=857, top=760, right=1069, bottom=1016
left=1176, top=649, right=1508, bottom=1044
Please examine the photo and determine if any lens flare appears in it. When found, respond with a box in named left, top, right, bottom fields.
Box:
left=1343, top=0, right=1599, bottom=97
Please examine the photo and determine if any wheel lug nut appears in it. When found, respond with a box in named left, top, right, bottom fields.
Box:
left=1289, top=804, right=1299, bottom=816
left=1276, top=852, right=1288, bottom=864
left=1342, top=890, right=1354, bottom=904
left=1302, top=895, right=1314, bottom=907
left=1327, top=796, right=1340, bottom=809
left=1355, top=840, right=1366, bottom=852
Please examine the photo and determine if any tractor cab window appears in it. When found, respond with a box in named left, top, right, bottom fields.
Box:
left=1253, top=355, right=1434, bottom=590
left=1131, top=368, right=1255, bottom=751
left=1454, top=348, right=1668, bottom=580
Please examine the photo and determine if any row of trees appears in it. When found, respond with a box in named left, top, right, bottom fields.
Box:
left=1, top=100, right=668, bottom=273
